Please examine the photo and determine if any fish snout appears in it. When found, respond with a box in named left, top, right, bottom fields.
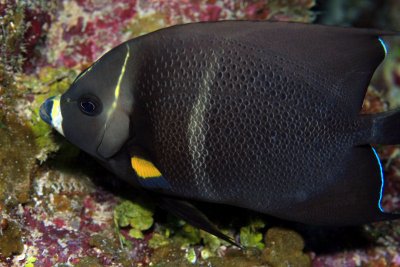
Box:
left=39, top=95, right=64, bottom=136
left=40, top=96, right=55, bottom=125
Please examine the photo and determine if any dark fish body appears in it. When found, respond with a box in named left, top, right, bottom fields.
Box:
left=40, top=21, right=400, bottom=231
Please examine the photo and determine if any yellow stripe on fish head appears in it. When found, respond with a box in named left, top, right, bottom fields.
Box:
left=106, top=44, right=130, bottom=121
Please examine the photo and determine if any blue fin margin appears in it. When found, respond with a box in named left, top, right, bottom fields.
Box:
left=371, top=146, right=385, bottom=212
left=378, top=37, right=388, bottom=57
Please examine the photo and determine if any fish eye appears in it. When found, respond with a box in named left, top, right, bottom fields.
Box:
left=78, top=95, right=102, bottom=116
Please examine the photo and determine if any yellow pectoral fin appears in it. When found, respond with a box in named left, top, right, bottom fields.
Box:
left=131, top=156, right=170, bottom=189
left=131, top=157, right=162, bottom=178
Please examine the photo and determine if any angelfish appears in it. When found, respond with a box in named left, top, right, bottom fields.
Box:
left=40, top=21, right=400, bottom=245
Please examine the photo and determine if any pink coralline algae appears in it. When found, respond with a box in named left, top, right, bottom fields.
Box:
left=15, top=171, right=152, bottom=266
left=46, top=0, right=137, bottom=68
left=22, top=6, right=52, bottom=71
left=139, top=0, right=314, bottom=24
left=0, top=1, right=54, bottom=73
left=44, top=0, right=315, bottom=69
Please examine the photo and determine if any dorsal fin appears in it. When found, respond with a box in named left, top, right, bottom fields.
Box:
left=155, top=21, right=397, bottom=113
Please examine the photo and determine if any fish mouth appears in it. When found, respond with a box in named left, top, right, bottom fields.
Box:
left=40, top=95, right=64, bottom=136
left=40, top=96, right=55, bottom=125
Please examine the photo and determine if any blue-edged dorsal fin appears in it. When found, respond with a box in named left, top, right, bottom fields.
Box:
left=166, top=22, right=396, bottom=114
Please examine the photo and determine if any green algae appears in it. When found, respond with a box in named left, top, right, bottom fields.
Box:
left=159, top=227, right=311, bottom=267
left=150, top=244, right=188, bottom=267
left=20, top=66, right=79, bottom=162
left=0, top=220, right=24, bottom=257
left=114, top=200, right=154, bottom=230
left=0, top=112, right=37, bottom=204
left=149, top=233, right=170, bottom=249
left=174, top=224, right=202, bottom=248
left=239, top=218, right=265, bottom=249
left=201, top=231, right=223, bottom=254
left=207, top=249, right=263, bottom=267
left=149, top=225, right=311, bottom=266
left=0, top=2, right=77, bottom=207
left=185, top=247, right=197, bottom=264
left=75, top=256, right=103, bottom=267
left=23, top=256, right=37, bottom=267
left=262, top=227, right=311, bottom=267
left=150, top=245, right=263, bottom=267
left=148, top=215, right=231, bottom=254
left=0, top=1, right=46, bottom=260
left=114, top=199, right=154, bottom=243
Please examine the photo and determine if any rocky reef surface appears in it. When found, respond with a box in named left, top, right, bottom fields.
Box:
left=1, top=0, right=400, bottom=266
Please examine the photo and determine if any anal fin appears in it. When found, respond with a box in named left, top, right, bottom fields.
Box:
left=159, top=197, right=242, bottom=248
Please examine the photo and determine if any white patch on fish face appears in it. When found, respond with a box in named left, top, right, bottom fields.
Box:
left=51, top=95, right=64, bottom=136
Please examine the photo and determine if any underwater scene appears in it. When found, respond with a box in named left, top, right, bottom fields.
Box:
left=2, top=0, right=400, bottom=266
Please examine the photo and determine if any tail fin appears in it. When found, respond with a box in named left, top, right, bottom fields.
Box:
left=361, top=109, right=400, bottom=145
left=280, top=145, right=400, bottom=225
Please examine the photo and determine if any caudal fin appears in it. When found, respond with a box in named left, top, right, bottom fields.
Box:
left=363, top=109, right=400, bottom=144
left=281, top=145, right=400, bottom=225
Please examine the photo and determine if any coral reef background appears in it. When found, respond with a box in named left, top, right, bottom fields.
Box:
left=0, top=0, right=400, bottom=266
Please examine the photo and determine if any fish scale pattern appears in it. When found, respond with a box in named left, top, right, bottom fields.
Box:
left=134, top=30, right=359, bottom=217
